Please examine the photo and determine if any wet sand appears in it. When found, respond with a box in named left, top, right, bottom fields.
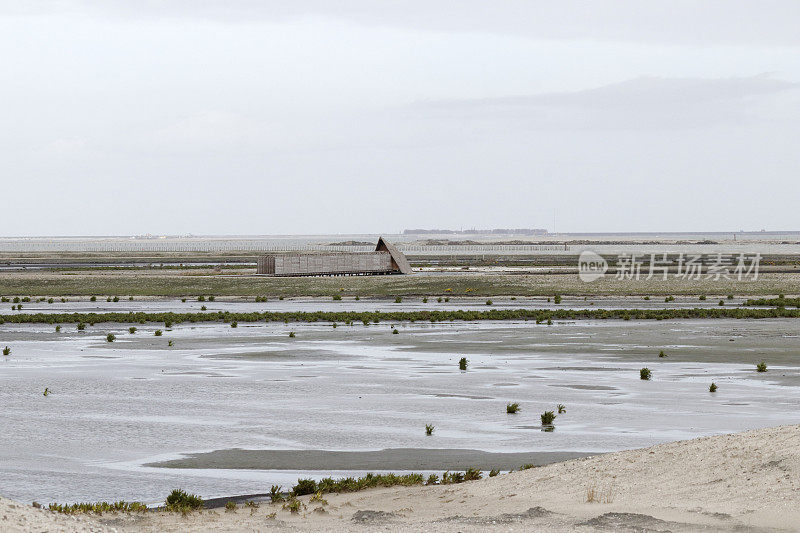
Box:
left=148, top=448, right=592, bottom=471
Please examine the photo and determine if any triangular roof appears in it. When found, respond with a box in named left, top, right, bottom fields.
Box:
left=376, top=237, right=411, bottom=274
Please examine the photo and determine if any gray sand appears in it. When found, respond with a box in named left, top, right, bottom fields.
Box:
left=147, top=448, right=592, bottom=471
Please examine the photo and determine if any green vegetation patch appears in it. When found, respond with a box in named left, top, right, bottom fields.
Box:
left=3, top=307, right=800, bottom=326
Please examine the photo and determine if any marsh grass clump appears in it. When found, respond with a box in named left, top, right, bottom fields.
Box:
left=332, top=295, right=342, bottom=301
left=129, top=327, right=136, bottom=334
left=586, top=483, right=614, bottom=504
left=47, top=501, right=147, bottom=515
left=168, top=340, right=174, bottom=347
left=541, top=410, right=556, bottom=426
left=441, top=471, right=464, bottom=485
left=422, top=297, right=428, bottom=303
left=269, top=485, right=284, bottom=503
left=43, top=387, right=50, bottom=396
left=309, top=492, right=328, bottom=505
left=292, top=478, right=317, bottom=496
left=289, top=331, right=295, bottom=338
left=106, top=333, right=115, bottom=343
left=463, top=468, right=482, bottom=481
left=458, top=357, right=468, bottom=371
left=709, top=382, right=718, bottom=392
left=113, top=296, right=119, bottom=302
left=437, top=297, right=443, bottom=303
left=208, top=296, right=215, bottom=301
left=230, top=321, right=237, bottom=328
left=665, top=296, right=675, bottom=302
left=282, top=499, right=302, bottom=514
left=728, top=294, right=734, bottom=299
left=55, top=325, right=61, bottom=332
left=485, top=299, right=492, bottom=305
left=164, top=320, right=173, bottom=328
left=426, top=474, right=439, bottom=485
left=224, top=501, right=237, bottom=511
left=489, top=469, right=500, bottom=477
left=197, top=296, right=205, bottom=302
left=310, top=473, right=425, bottom=494
left=89, top=296, right=97, bottom=302
left=154, top=329, right=162, bottom=336
left=546, top=318, right=553, bottom=325
left=699, top=295, right=707, bottom=301
left=640, top=367, right=652, bottom=380
left=553, top=295, right=562, bottom=304
left=48, top=298, right=54, bottom=304
left=756, top=362, right=768, bottom=372
left=425, top=424, right=434, bottom=436
left=557, top=404, right=566, bottom=414
left=394, top=296, right=402, bottom=303
left=718, top=299, right=725, bottom=306
left=658, top=350, right=667, bottom=358
left=77, top=323, right=86, bottom=331
left=2, top=346, right=10, bottom=356
left=106, top=297, right=112, bottom=302
left=165, top=489, right=203, bottom=512
left=200, top=305, right=207, bottom=311
left=506, top=402, right=520, bottom=414
left=392, top=328, right=399, bottom=334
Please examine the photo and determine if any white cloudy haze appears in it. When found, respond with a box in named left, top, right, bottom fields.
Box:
left=2, top=1, right=799, bottom=235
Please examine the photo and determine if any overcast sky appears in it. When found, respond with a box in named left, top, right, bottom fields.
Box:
left=2, top=1, right=799, bottom=236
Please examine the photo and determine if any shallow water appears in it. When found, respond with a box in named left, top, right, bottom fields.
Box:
left=1, top=318, right=799, bottom=504
left=0, top=295, right=757, bottom=316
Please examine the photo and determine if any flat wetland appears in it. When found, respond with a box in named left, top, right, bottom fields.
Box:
left=2, top=267, right=800, bottom=296
left=2, top=309, right=800, bottom=505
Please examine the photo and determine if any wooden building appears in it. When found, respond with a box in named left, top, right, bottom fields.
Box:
left=257, top=237, right=411, bottom=276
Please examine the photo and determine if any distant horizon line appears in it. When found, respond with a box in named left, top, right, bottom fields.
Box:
left=1, top=230, right=799, bottom=239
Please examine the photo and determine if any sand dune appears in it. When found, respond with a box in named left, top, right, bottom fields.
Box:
left=6, top=425, right=800, bottom=532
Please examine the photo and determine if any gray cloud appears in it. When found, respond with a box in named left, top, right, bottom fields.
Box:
left=5, top=1, right=800, bottom=46
left=409, top=75, right=800, bottom=130
left=1, top=5, right=799, bottom=235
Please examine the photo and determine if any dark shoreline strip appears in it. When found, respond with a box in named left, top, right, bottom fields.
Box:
left=146, top=448, right=594, bottom=471
left=2, top=307, right=800, bottom=324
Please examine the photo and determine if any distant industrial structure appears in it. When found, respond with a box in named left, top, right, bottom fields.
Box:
left=404, top=228, right=548, bottom=235
left=257, top=237, right=411, bottom=276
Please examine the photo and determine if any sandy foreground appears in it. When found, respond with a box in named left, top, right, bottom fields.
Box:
left=4, top=425, right=800, bottom=532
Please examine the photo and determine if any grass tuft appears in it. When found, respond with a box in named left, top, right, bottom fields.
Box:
left=506, top=402, right=520, bottom=414
left=165, top=489, right=203, bottom=512
left=640, top=367, right=652, bottom=380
